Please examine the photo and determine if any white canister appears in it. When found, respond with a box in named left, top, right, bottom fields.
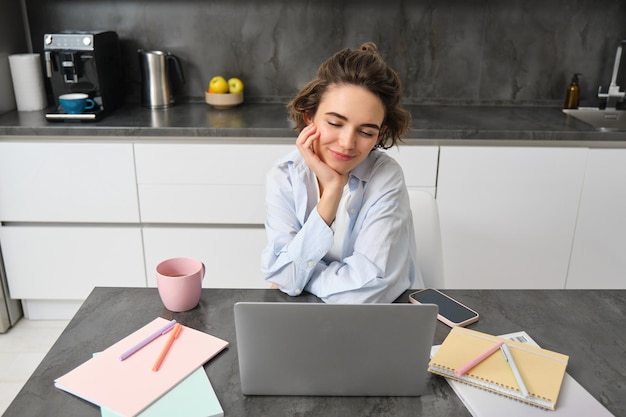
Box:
left=8, top=53, right=48, bottom=111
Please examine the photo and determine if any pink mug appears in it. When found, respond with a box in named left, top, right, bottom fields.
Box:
left=156, top=257, right=205, bottom=312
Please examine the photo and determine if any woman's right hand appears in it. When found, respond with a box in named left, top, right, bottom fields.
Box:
left=296, top=123, right=348, bottom=226
left=296, top=124, right=348, bottom=193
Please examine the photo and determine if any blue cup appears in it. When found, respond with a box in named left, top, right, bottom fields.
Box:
left=59, top=93, right=96, bottom=114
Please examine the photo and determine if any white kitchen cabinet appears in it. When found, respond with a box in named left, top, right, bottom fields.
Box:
left=0, top=140, right=143, bottom=318
left=567, top=149, right=626, bottom=288
left=0, top=225, right=145, bottom=299
left=134, top=143, right=291, bottom=289
left=437, top=146, right=588, bottom=289
left=142, top=227, right=268, bottom=289
left=0, top=139, right=439, bottom=317
left=0, top=142, right=139, bottom=222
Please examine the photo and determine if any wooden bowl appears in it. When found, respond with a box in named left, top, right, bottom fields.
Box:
left=205, top=91, right=243, bottom=109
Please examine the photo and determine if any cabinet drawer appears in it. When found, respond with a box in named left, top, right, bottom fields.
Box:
left=142, top=227, right=268, bottom=289
left=0, top=225, right=146, bottom=299
left=0, top=142, right=139, bottom=222
left=134, top=143, right=294, bottom=185
left=134, top=143, right=292, bottom=223
left=139, top=184, right=266, bottom=224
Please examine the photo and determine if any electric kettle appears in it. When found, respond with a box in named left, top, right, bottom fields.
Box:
left=138, top=49, right=185, bottom=108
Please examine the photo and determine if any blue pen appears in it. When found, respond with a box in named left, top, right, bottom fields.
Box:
left=119, top=319, right=177, bottom=361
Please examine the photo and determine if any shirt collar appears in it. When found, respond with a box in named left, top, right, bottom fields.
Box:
left=349, top=149, right=380, bottom=183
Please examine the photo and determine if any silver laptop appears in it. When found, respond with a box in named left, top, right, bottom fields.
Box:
left=234, top=302, right=438, bottom=396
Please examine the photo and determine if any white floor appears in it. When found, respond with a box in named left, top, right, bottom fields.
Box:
left=0, top=319, right=69, bottom=415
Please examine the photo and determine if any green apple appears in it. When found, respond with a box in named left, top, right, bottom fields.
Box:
left=228, top=77, right=244, bottom=94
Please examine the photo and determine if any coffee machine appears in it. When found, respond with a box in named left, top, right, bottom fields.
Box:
left=44, top=31, right=123, bottom=121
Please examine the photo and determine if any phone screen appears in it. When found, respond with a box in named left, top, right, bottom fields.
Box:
left=409, top=289, right=478, bottom=325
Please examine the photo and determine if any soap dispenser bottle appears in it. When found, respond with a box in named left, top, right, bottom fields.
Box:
left=564, top=73, right=581, bottom=109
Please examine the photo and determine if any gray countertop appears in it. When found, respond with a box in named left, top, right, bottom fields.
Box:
left=3, top=288, right=625, bottom=416
left=0, top=102, right=625, bottom=146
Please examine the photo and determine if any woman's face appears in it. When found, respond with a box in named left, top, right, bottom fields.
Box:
left=307, top=84, right=385, bottom=175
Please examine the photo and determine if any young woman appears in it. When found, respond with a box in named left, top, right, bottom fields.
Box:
left=261, top=42, right=423, bottom=303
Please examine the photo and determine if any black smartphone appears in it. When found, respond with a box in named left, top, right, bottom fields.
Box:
left=409, top=288, right=479, bottom=327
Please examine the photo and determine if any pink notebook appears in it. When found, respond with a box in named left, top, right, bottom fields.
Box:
left=55, top=317, right=229, bottom=417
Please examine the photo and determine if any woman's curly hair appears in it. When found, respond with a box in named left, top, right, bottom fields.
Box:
left=288, top=42, right=410, bottom=149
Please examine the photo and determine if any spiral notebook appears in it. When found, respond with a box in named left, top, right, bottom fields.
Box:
left=428, top=327, right=568, bottom=410
left=431, top=331, right=615, bottom=417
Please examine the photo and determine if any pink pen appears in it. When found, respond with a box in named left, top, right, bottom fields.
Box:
left=455, top=340, right=504, bottom=376
left=119, top=319, right=177, bottom=361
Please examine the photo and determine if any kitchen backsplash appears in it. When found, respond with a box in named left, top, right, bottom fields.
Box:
left=25, top=0, right=626, bottom=106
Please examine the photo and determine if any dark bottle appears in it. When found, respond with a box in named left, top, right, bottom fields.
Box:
left=564, top=73, right=581, bottom=109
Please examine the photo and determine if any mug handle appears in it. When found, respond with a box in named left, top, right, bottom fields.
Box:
left=85, top=99, right=96, bottom=110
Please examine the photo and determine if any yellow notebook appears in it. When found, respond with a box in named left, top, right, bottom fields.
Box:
left=428, top=327, right=568, bottom=410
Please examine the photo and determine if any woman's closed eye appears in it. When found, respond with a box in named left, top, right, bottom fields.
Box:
left=327, top=120, right=376, bottom=137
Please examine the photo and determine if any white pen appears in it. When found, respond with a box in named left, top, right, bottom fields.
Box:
left=500, top=343, right=530, bottom=398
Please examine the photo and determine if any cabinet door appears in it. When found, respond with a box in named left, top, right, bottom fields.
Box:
left=567, top=149, right=626, bottom=288
left=142, top=227, right=268, bottom=289
left=386, top=146, right=439, bottom=194
left=0, top=226, right=146, bottom=299
left=0, top=142, right=139, bottom=222
left=437, top=146, right=587, bottom=289
left=134, top=143, right=293, bottom=224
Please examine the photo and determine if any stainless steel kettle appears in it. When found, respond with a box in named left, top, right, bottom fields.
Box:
left=138, top=49, right=185, bottom=108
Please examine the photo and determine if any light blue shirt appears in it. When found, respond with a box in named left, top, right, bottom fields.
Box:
left=261, top=148, right=423, bottom=303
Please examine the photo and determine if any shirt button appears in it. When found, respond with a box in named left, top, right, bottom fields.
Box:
left=295, top=288, right=302, bottom=295
left=350, top=208, right=356, bottom=214
left=308, top=261, right=315, bottom=268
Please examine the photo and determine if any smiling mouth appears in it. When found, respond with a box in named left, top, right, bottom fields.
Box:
left=328, top=149, right=356, bottom=162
